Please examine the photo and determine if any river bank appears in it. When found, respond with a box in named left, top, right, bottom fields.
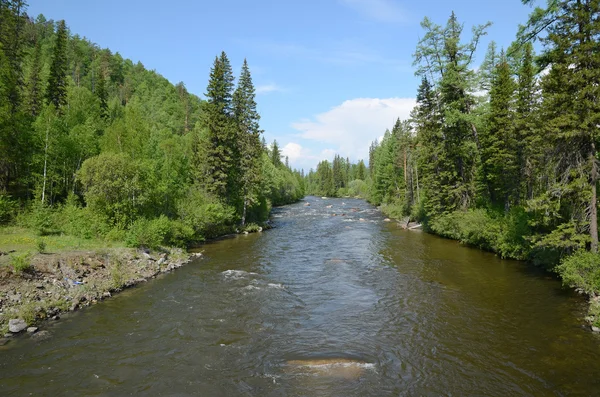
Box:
left=0, top=246, right=201, bottom=343
left=377, top=204, right=600, bottom=332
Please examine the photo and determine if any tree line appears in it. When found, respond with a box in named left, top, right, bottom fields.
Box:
left=0, top=1, right=304, bottom=247
left=364, top=1, right=600, bottom=316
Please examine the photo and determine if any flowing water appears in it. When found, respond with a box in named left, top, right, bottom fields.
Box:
left=1, top=197, right=600, bottom=396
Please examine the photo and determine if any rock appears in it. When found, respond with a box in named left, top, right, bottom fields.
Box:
left=243, top=231, right=249, bottom=235
left=8, top=319, right=28, bottom=333
left=304, top=203, right=310, bottom=206
left=592, top=326, right=600, bottom=333
left=8, top=318, right=27, bottom=334
left=258, top=227, right=263, bottom=232
left=157, top=257, right=166, bottom=266
left=35, top=283, right=45, bottom=289
left=31, top=330, right=51, bottom=341
left=384, top=218, right=391, bottom=222
left=326, top=205, right=333, bottom=209
left=102, top=291, right=112, bottom=298
left=27, top=327, right=38, bottom=334
left=359, top=218, right=366, bottom=222
left=0, top=338, right=9, bottom=346
left=4, top=333, right=12, bottom=338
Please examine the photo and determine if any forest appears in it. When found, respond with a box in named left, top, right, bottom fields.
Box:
left=0, top=1, right=304, bottom=249
left=305, top=1, right=600, bottom=324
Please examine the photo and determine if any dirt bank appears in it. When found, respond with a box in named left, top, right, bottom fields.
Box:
left=0, top=248, right=200, bottom=343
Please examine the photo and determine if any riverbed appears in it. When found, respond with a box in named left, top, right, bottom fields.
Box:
left=1, top=197, right=599, bottom=396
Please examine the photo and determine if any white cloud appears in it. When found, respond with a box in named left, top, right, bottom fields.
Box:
left=280, top=142, right=337, bottom=171
left=339, top=0, right=406, bottom=23
left=256, top=83, right=283, bottom=94
left=291, top=97, right=416, bottom=165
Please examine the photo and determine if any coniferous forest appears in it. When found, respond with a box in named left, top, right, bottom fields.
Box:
left=0, top=1, right=304, bottom=248
left=304, top=1, right=600, bottom=322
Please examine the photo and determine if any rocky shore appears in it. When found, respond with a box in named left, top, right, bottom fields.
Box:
left=0, top=248, right=201, bottom=345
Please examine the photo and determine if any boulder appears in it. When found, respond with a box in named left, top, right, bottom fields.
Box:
left=8, top=318, right=27, bottom=333
left=384, top=218, right=391, bottom=222
left=592, top=326, right=600, bottom=333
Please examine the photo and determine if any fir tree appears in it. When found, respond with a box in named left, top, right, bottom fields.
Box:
left=232, top=59, right=262, bottom=225
left=203, top=51, right=235, bottom=198
left=46, top=20, right=69, bottom=111
left=480, top=51, right=518, bottom=211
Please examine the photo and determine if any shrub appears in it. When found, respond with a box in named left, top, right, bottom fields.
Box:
left=36, top=238, right=46, bottom=253
left=126, top=216, right=194, bottom=249
left=10, top=252, right=32, bottom=274
left=0, top=193, right=17, bottom=224
left=243, top=223, right=261, bottom=233
left=556, top=250, right=600, bottom=296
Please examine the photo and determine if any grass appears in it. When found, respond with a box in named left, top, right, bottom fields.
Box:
left=0, top=226, right=126, bottom=267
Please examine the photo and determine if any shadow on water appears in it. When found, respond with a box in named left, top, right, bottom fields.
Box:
left=1, top=196, right=600, bottom=396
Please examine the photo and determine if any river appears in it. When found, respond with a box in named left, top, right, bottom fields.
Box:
left=1, top=197, right=599, bottom=396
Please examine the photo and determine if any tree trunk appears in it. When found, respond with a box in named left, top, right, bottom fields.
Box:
left=41, top=122, right=50, bottom=204
left=241, top=196, right=248, bottom=227
left=590, top=141, right=598, bottom=253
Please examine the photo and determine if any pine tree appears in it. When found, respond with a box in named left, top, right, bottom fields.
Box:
left=203, top=51, right=235, bottom=199
left=232, top=59, right=262, bottom=225
left=95, top=68, right=108, bottom=118
left=414, top=12, right=489, bottom=213
left=27, top=40, right=43, bottom=117
left=523, top=0, right=600, bottom=252
left=271, top=140, right=281, bottom=167
left=46, top=20, right=69, bottom=111
left=514, top=42, right=539, bottom=202
left=480, top=51, right=518, bottom=211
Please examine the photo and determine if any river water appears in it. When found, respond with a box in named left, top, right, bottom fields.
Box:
left=1, top=197, right=600, bottom=396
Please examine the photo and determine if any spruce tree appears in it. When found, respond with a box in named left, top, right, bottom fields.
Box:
left=27, top=41, right=43, bottom=117
left=46, top=20, right=69, bottom=111
left=232, top=59, right=262, bottom=225
left=480, top=51, right=518, bottom=211
left=523, top=0, right=600, bottom=252
left=204, top=51, right=235, bottom=199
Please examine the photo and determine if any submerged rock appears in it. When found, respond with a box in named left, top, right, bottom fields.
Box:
left=8, top=319, right=27, bottom=333
left=31, top=330, right=51, bottom=341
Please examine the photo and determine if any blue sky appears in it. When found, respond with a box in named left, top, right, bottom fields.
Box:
left=27, top=0, right=535, bottom=171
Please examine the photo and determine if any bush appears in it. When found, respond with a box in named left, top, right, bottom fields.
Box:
left=56, top=195, right=112, bottom=239
left=0, top=193, right=17, bottom=224
left=36, top=238, right=46, bottom=253
left=556, top=250, right=600, bottom=296
left=243, top=223, right=261, bottom=233
left=348, top=179, right=368, bottom=198
left=177, top=187, right=236, bottom=239
left=126, top=216, right=194, bottom=249
left=10, top=252, right=32, bottom=274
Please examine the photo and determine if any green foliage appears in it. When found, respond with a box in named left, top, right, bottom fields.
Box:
left=0, top=193, right=17, bottom=224
left=36, top=238, right=46, bottom=253
left=556, top=251, right=600, bottom=296
left=10, top=252, right=32, bottom=274
left=125, top=215, right=194, bottom=249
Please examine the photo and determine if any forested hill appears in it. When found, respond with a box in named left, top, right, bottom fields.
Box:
left=0, top=2, right=304, bottom=246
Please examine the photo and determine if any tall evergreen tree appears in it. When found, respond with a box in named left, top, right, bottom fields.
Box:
left=46, top=20, right=69, bottom=111
left=203, top=51, right=235, bottom=198
left=232, top=59, right=262, bottom=225
left=522, top=0, right=600, bottom=252
left=480, top=51, right=518, bottom=210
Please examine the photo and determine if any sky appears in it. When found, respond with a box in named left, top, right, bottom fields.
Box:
left=27, top=0, right=536, bottom=171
